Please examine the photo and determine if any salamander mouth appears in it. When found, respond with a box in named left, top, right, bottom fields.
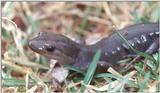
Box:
left=29, top=45, right=67, bottom=60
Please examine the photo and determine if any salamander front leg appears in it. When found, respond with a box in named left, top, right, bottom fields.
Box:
left=125, top=38, right=159, bottom=68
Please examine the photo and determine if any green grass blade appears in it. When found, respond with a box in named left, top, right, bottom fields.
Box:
left=80, top=49, right=101, bottom=92
left=78, top=7, right=90, bottom=35
left=3, top=78, right=36, bottom=86
left=138, top=72, right=151, bottom=92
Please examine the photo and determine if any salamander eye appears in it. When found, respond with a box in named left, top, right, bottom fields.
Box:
left=44, top=44, right=55, bottom=52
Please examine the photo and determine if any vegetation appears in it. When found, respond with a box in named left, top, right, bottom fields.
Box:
left=2, top=2, right=159, bottom=92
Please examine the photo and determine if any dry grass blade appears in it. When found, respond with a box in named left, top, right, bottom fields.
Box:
left=102, top=2, right=118, bottom=25
left=2, top=60, right=32, bottom=75
left=86, top=71, right=136, bottom=91
left=2, top=2, right=159, bottom=92
left=2, top=17, right=27, bottom=60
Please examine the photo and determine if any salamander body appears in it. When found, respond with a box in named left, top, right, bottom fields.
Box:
left=28, top=23, right=159, bottom=71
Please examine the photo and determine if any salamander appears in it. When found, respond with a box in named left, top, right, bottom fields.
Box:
left=28, top=23, right=159, bottom=71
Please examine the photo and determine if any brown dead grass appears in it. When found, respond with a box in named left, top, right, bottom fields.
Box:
left=2, top=2, right=159, bottom=92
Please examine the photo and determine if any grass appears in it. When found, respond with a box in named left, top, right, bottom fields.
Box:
left=2, top=2, right=159, bottom=92
left=80, top=49, right=101, bottom=92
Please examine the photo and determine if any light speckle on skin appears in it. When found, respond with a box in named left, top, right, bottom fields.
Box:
left=38, top=47, right=43, bottom=50
left=117, top=47, right=121, bottom=51
left=111, top=51, right=116, bottom=54
left=137, top=40, right=141, bottom=44
left=105, top=52, right=108, bottom=56
left=128, top=40, right=135, bottom=46
left=134, top=38, right=141, bottom=44
left=155, top=31, right=160, bottom=35
left=149, top=32, right=154, bottom=36
left=45, top=43, right=50, bottom=46
left=141, top=35, right=147, bottom=43
left=131, top=43, right=134, bottom=46
left=100, top=63, right=104, bottom=66
left=122, top=43, right=129, bottom=49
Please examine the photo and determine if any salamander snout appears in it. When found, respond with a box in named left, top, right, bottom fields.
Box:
left=28, top=39, right=40, bottom=51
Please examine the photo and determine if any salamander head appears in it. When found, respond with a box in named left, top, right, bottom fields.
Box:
left=28, top=32, right=80, bottom=64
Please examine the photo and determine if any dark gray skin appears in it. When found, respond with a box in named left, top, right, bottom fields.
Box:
left=28, top=23, right=159, bottom=71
